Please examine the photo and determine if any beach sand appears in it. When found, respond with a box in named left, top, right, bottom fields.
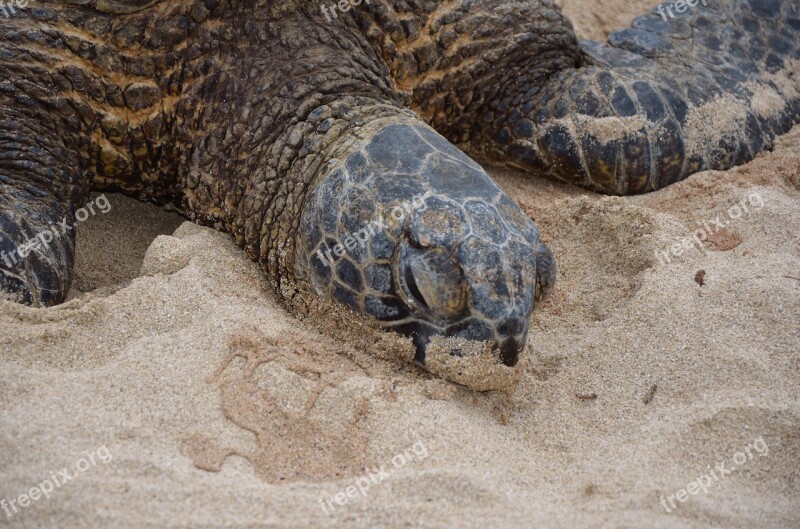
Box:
left=1, top=1, right=798, bottom=527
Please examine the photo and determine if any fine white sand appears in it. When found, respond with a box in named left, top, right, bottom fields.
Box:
left=1, top=1, right=798, bottom=527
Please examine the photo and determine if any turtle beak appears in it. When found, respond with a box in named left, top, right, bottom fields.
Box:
left=399, top=317, right=527, bottom=368
left=498, top=339, right=522, bottom=366
left=494, top=317, right=528, bottom=367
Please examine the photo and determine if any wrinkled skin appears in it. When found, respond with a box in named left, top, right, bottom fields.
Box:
left=0, top=0, right=797, bottom=367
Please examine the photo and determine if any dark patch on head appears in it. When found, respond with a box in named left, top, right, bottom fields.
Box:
left=366, top=124, right=433, bottom=174
left=621, top=129, right=652, bottom=194
left=661, top=88, right=689, bottom=124
left=596, top=71, right=616, bottom=96
left=425, top=153, right=500, bottom=201
left=332, top=282, right=359, bottom=310
left=369, top=231, right=394, bottom=260
left=336, top=259, right=363, bottom=291
left=700, top=34, right=724, bottom=53
left=656, top=118, right=686, bottom=187
left=744, top=113, right=766, bottom=155
left=408, top=197, right=467, bottom=249
left=575, top=90, right=603, bottom=115
left=495, top=127, right=511, bottom=145
left=538, top=124, right=590, bottom=184
left=446, top=319, right=494, bottom=343
left=464, top=201, right=508, bottom=243
left=340, top=186, right=376, bottom=234
left=364, top=295, right=410, bottom=321
left=581, top=135, right=620, bottom=192
left=364, top=263, right=393, bottom=293
left=553, top=98, right=570, bottom=119
left=768, top=36, right=792, bottom=55
left=765, top=53, right=784, bottom=73
left=457, top=238, right=508, bottom=318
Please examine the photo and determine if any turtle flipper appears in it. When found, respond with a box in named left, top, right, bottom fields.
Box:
left=0, top=78, right=84, bottom=306
left=470, top=0, right=800, bottom=194
left=0, top=190, right=78, bottom=307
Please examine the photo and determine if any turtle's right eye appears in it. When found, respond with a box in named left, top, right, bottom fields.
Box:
left=396, top=244, right=468, bottom=321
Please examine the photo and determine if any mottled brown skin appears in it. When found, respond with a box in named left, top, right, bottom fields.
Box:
left=0, top=0, right=798, bottom=365
left=2, top=0, right=408, bottom=305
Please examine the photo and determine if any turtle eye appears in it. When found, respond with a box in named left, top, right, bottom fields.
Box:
left=397, top=245, right=468, bottom=320
left=404, top=265, right=430, bottom=311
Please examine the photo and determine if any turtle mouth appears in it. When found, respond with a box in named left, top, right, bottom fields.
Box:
left=390, top=320, right=524, bottom=367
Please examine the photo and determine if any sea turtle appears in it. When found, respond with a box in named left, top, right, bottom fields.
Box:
left=0, top=0, right=797, bottom=367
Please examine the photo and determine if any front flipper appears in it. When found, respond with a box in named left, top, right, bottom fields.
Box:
left=479, top=0, right=800, bottom=194
left=0, top=44, right=84, bottom=306
left=0, top=189, right=77, bottom=307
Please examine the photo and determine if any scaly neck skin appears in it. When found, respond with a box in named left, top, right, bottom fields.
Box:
left=169, top=3, right=410, bottom=292
left=6, top=1, right=205, bottom=204
left=0, top=0, right=414, bottom=307
left=13, top=1, right=408, bottom=290
left=349, top=0, right=580, bottom=138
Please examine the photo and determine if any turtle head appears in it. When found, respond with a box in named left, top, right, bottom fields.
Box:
left=297, top=123, right=555, bottom=367
left=392, top=206, right=556, bottom=366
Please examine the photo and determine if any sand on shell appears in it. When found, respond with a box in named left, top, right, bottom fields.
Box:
left=1, top=1, right=799, bottom=527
